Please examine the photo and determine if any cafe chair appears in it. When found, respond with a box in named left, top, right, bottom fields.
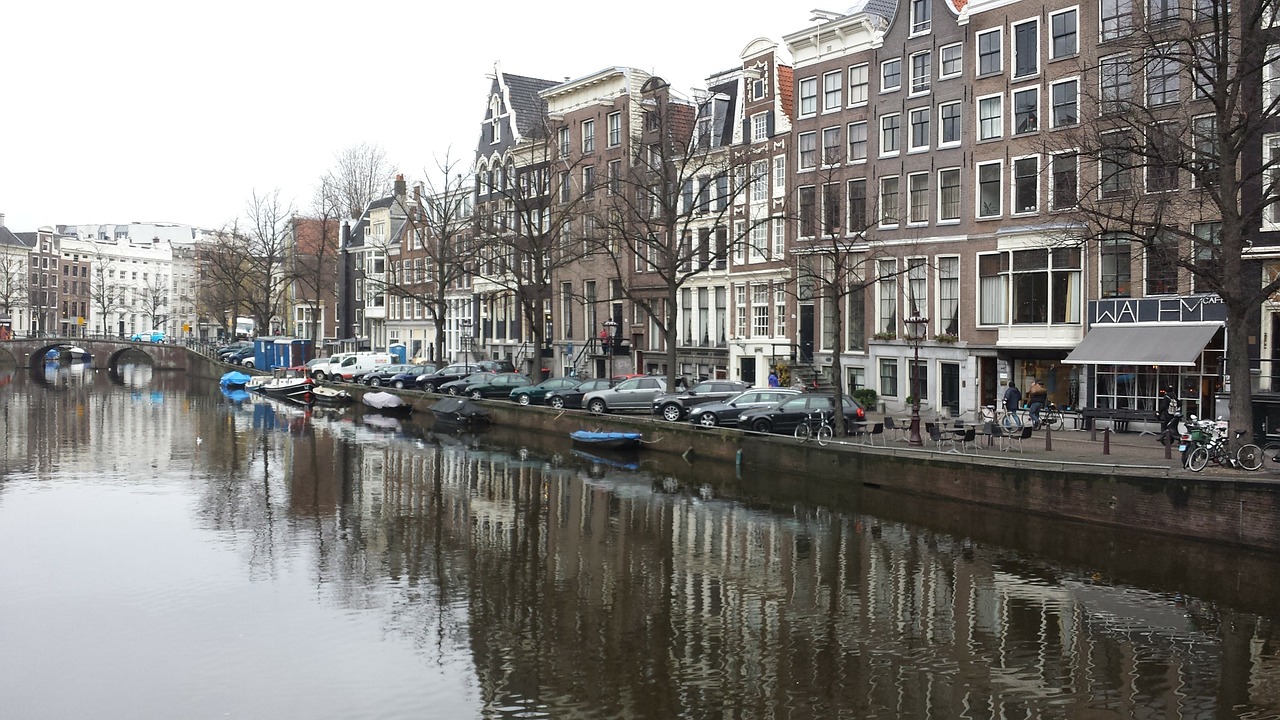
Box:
left=927, top=423, right=957, bottom=453
left=958, top=425, right=977, bottom=453
left=989, top=422, right=1008, bottom=451
left=1008, top=424, right=1033, bottom=453
left=863, top=421, right=884, bottom=446
left=885, top=416, right=909, bottom=442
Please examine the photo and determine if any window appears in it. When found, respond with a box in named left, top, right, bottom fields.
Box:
left=582, top=119, right=595, bottom=153
left=822, top=126, right=841, bottom=164
left=937, top=257, right=960, bottom=334
left=1013, top=87, right=1039, bottom=134
left=822, top=182, right=841, bottom=235
left=1146, top=44, right=1179, bottom=105
left=880, top=358, right=899, bottom=397
left=608, top=159, right=622, bottom=195
left=1146, top=121, right=1180, bottom=192
left=877, top=258, right=898, bottom=334
left=1146, top=231, right=1179, bottom=294
left=775, top=283, right=787, bottom=337
left=1051, top=8, right=1078, bottom=58
left=1265, top=45, right=1280, bottom=110
left=848, top=121, right=867, bottom=161
left=1007, top=248, right=1082, bottom=324
left=799, top=186, right=816, bottom=237
left=907, top=258, right=927, bottom=315
left=773, top=218, right=786, bottom=259
left=881, top=58, right=902, bottom=92
left=849, top=64, right=869, bottom=104
left=908, top=172, right=930, bottom=224
left=938, top=168, right=961, bottom=221
left=1269, top=135, right=1280, bottom=225
left=1192, top=222, right=1221, bottom=289
left=607, top=112, right=621, bottom=147
left=750, top=223, right=768, bottom=260
left=752, top=73, right=768, bottom=100
left=848, top=179, right=867, bottom=232
left=1051, top=152, right=1079, bottom=209
left=752, top=284, right=769, bottom=336
left=799, top=131, right=817, bottom=169
left=1101, top=131, right=1135, bottom=198
left=1192, top=33, right=1217, bottom=100
left=1100, top=234, right=1132, bottom=297
left=1013, top=19, right=1040, bottom=78
left=774, top=156, right=787, bottom=192
left=1013, top=156, right=1039, bottom=214
left=751, top=112, right=768, bottom=141
left=911, top=0, right=932, bottom=33
left=939, top=102, right=961, bottom=146
left=751, top=160, right=769, bottom=202
left=1100, top=53, right=1132, bottom=114
left=910, top=51, right=932, bottom=94
left=1192, top=114, right=1219, bottom=187
left=978, top=94, right=1003, bottom=140
left=940, top=43, right=963, bottom=78
left=1148, top=0, right=1177, bottom=23
left=979, top=254, right=1006, bottom=324
left=977, top=161, right=1003, bottom=217
left=799, top=77, right=818, bottom=115
left=879, top=176, right=900, bottom=226
left=978, top=29, right=1002, bottom=75
left=583, top=166, right=595, bottom=198
left=1050, top=78, right=1078, bottom=126
left=909, top=107, right=930, bottom=150
left=1101, top=0, right=1134, bottom=41
left=880, top=113, right=901, bottom=155
left=823, top=70, right=843, bottom=110
left=558, top=126, right=570, bottom=156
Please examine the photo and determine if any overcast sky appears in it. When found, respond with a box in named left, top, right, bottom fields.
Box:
left=1, top=1, right=812, bottom=234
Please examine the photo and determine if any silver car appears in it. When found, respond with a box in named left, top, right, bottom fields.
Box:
left=583, top=376, right=668, bottom=414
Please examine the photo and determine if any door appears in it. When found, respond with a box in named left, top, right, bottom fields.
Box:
left=940, top=362, right=960, bottom=414
left=799, top=304, right=815, bottom=363
left=740, top=357, right=756, bottom=385
left=980, top=357, right=998, bottom=408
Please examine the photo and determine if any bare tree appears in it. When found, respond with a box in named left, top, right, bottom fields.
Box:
left=0, top=252, right=27, bottom=327
left=291, top=183, right=343, bottom=347
left=138, top=271, right=170, bottom=331
left=241, top=190, right=296, bottom=336
left=323, top=143, right=396, bottom=220
left=85, top=250, right=122, bottom=336
left=595, top=78, right=768, bottom=390
left=1051, top=0, right=1280, bottom=437
left=197, top=230, right=253, bottom=338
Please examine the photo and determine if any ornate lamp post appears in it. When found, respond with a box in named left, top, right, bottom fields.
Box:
left=905, top=312, right=929, bottom=447
left=461, top=317, right=473, bottom=366
left=603, top=318, right=618, bottom=380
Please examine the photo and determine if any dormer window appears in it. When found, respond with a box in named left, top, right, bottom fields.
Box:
left=489, top=94, right=502, bottom=144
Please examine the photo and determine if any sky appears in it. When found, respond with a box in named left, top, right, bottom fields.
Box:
left=1, top=1, right=813, bottom=234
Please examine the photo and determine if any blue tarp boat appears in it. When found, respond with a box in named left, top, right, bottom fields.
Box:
left=570, top=430, right=643, bottom=450
left=219, top=371, right=252, bottom=389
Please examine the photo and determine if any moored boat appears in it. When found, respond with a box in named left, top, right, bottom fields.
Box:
left=429, top=397, right=490, bottom=428
left=569, top=430, right=643, bottom=450
left=219, top=371, right=252, bottom=389
left=363, top=391, right=412, bottom=414
left=252, top=367, right=315, bottom=405
left=312, top=384, right=352, bottom=405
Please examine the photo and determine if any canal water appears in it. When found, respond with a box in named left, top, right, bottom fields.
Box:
left=2, top=360, right=1280, bottom=720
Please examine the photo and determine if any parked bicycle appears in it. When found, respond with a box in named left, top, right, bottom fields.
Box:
left=1261, top=440, right=1280, bottom=474
left=794, top=410, right=834, bottom=446
left=1036, top=403, right=1065, bottom=431
left=980, top=404, right=1025, bottom=431
left=1186, top=424, right=1263, bottom=472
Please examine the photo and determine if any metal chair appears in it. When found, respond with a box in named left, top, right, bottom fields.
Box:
left=1008, top=424, right=1033, bottom=452
left=927, top=423, right=957, bottom=452
left=989, top=422, right=1008, bottom=451
left=884, top=416, right=909, bottom=442
left=958, top=425, right=977, bottom=453
left=863, top=421, right=885, bottom=446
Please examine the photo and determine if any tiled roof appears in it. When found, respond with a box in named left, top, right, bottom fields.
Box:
left=0, top=226, right=31, bottom=249
left=503, top=73, right=558, bottom=139
left=777, top=65, right=795, bottom=122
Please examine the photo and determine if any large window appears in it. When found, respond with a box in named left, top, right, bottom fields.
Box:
left=908, top=172, right=930, bottom=224
left=1100, top=54, right=1132, bottom=114
left=848, top=121, right=867, bottom=161
left=978, top=94, right=1003, bottom=140
left=799, top=77, right=818, bottom=115
left=978, top=28, right=1002, bottom=74
left=1013, top=156, right=1039, bottom=214
left=1101, top=130, right=1134, bottom=198
left=882, top=58, right=902, bottom=92
left=907, top=258, right=927, bottom=315
left=1146, top=232, right=1179, bottom=294
left=1013, top=19, right=1040, bottom=78
left=799, top=186, right=816, bottom=237
left=910, top=51, right=932, bottom=94
left=848, top=179, right=867, bottom=232
left=979, top=248, right=1082, bottom=325
left=1193, top=114, right=1219, bottom=188
left=877, top=259, right=897, bottom=334
left=823, top=70, right=843, bottom=111
left=879, top=176, right=900, bottom=225
left=1146, top=44, right=1179, bottom=106
left=881, top=113, right=901, bottom=155
left=977, top=161, right=1003, bottom=218
left=1100, top=234, right=1131, bottom=297
left=1101, top=0, right=1134, bottom=41
left=1051, top=8, right=1078, bottom=58
left=939, top=101, right=961, bottom=145
left=937, top=257, right=960, bottom=334
left=938, top=168, right=961, bottom=221
left=849, top=64, right=869, bottom=104
left=752, top=284, right=769, bottom=336
left=1146, top=121, right=1180, bottom=192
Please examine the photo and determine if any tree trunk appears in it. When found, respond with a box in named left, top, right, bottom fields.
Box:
left=666, top=286, right=679, bottom=390
left=828, top=283, right=846, bottom=437
left=1225, top=306, right=1256, bottom=447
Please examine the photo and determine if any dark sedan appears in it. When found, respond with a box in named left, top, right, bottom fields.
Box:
left=651, top=380, right=750, bottom=421
left=464, top=372, right=531, bottom=399
left=544, top=378, right=612, bottom=409
left=439, top=371, right=497, bottom=396
left=360, top=364, right=416, bottom=387
left=385, top=364, right=436, bottom=389
left=416, top=364, right=483, bottom=393
left=737, top=393, right=866, bottom=435
left=687, top=388, right=801, bottom=427
left=510, top=377, right=581, bottom=405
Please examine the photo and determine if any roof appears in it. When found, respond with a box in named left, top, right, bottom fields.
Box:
left=0, top=226, right=31, bottom=249
left=501, top=72, right=558, bottom=138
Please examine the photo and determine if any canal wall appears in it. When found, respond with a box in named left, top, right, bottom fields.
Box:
left=187, top=349, right=1280, bottom=551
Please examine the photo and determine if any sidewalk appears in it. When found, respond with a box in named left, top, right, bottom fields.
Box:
left=856, top=412, right=1275, bottom=479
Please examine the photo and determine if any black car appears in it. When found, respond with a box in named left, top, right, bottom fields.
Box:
left=737, top=393, right=866, bottom=435
left=476, top=359, right=516, bottom=373
left=216, top=341, right=252, bottom=361
left=651, top=380, right=751, bottom=421
left=417, top=364, right=482, bottom=393
left=439, top=371, right=497, bottom=396
left=687, top=388, right=802, bottom=427
left=544, top=378, right=612, bottom=409
left=224, top=346, right=255, bottom=366
left=387, top=364, right=437, bottom=389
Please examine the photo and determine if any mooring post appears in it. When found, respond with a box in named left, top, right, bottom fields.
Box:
left=1044, top=425, right=1052, bottom=451
left=1103, top=427, right=1111, bottom=455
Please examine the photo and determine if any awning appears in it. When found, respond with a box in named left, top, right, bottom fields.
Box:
left=1063, top=323, right=1221, bottom=366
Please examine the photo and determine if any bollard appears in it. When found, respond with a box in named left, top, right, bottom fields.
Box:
left=1090, top=418, right=1097, bottom=442
left=1164, top=431, right=1172, bottom=460
left=1103, top=427, right=1111, bottom=455
left=1045, top=425, right=1052, bottom=451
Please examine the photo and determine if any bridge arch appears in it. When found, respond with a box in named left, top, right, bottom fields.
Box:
left=0, top=337, right=190, bottom=373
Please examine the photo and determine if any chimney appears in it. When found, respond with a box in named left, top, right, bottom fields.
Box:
left=394, top=174, right=407, bottom=205
left=0, top=213, right=5, bottom=228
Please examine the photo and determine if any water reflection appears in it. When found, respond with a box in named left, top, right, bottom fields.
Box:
left=1, top=372, right=1279, bottom=719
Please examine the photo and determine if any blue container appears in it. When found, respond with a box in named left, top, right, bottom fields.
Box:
left=389, top=344, right=408, bottom=363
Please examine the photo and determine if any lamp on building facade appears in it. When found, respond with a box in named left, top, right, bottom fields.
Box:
left=603, top=318, right=618, bottom=380
left=461, top=317, right=473, bottom=366
left=905, top=312, right=929, bottom=447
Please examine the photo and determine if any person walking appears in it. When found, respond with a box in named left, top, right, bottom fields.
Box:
left=1003, top=383, right=1022, bottom=416
left=1027, top=378, right=1048, bottom=428
left=1157, top=387, right=1180, bottom=442
left=767, top=370, right=780, bottom=388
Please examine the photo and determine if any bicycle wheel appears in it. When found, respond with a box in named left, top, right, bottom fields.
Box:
left=1263, top=443, right=1280, bottom=474
left=1001, top=412, right=1022, bottom=431
left=794, top=423, right=811, bottom=443
left=1045, top=410, right=1065, bottom=432
left=1188, top=446, right=1210, bottom=472
left=1237, top=443, right=1264, bottom=471
left=816, top=424, right=833, bottom=446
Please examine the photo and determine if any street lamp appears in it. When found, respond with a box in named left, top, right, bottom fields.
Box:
left=603, top=318, right=618, bottom=381
left=461, top=317, right=473, bottom=366
left=904, top=312, right=929, bottom=447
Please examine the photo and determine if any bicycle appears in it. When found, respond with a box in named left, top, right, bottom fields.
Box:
left=1187, top=428, right=1263, bottom=472
left=1261, top=441, right=1280, bottom=474
left=979, top=404, right=1025, bottom=431
left=794, top=410, right=834, bottom=446
left=1036, top=403, right=1065, bottom=432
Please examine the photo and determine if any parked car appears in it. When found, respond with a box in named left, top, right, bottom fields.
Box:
left=651, top=380, right=751, bottom=421
left=223, top=346, right=255, bottom=367
left=477, top=359, right=516, bottom=373
left=544, top=378, right=612, bottom=409
left=737, top=393, right=866, bottom=435
left=130, top=331, right=165, bottom=343
left=439, top=371, right=497, bottom=396
left=583, top=376, right=669, bottom=414
left=217, top=341, right=252, bottom=360
left=464, top=372, right=531, bottom=399
left=360, top=364, right=417, bottom=387
left=387, top=364, right=436, bottom=389
left=417, top=364, right=482, bottom=393
left=687, top=388, right=802, bottom=427
left=511, top=377, right=581, bottom=405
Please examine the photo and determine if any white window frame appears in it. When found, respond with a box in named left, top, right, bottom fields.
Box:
left=1012, top=86, right=1039, bottom=135
left=938, top=101, right=961, bottom=147
left=1051, top=150, right=1080, bottom=210
left=607, top=111, right=622, bottom=147
left=799, top=76, right=818, bottom=116
left=823, top=70, right=843, bottom=111
left=881, top=58, right=902, bottom=93
left=908, top=107, right=930, bottom=152
left=977, top=93, right=1003, bottom=140
left=848, top=121, right=868, bottom=161
left=821, top=126, right=841, bottom=166
left=848, top=63, right=869, bottom=105
left=938, top=167, right=962, bottom=223
left=911, top=0, right=932, bottom=35
left=939, top=43, right=964, bottom=79
left=909, top=50, right=932, bottom=95
left=907, top=171, right=930, bottom=225
left=977, top=27, right=1003, bottom=75
left=1011, top=154, right=1040, bottom=215
left=880, top=113, right=901, bottom=156
left=751, top=112, right=769, bottom=141
left=879, top=175, right=901, bottom=227
left=581, top=118, right=595, bottom=153
left=1050, top=77, right=1080, bottom=127
left=976, top=160, right=1004, bottom=219
left=798, top=131, right=817, bottom=170
left=1050, top=7, right=1079, bottom=59
left=1012, top=17, right=1041, bottom=80
left=773, top=155, right=787, bottom=193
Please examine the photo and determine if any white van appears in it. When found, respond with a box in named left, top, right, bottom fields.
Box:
left=310, top=352, right=354, bottom=381
left=334, top=352, right=394, bottom=382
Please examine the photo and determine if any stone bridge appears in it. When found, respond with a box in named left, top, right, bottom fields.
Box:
left=0, top=337, right=193, bottom=372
